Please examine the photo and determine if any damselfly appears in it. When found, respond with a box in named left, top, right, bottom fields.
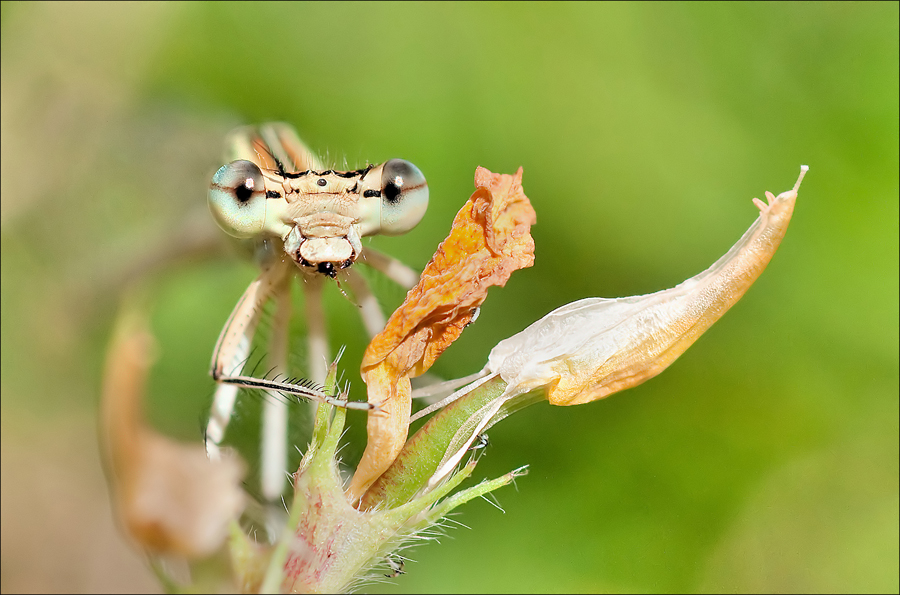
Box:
left=205, top=123, right=427, bottom=500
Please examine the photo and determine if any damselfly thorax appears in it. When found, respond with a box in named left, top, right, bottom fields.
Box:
left=204, top=123, right=427, bottom=502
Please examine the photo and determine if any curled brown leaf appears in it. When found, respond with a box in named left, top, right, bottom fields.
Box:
left=348, top=167, right=536, bottom=503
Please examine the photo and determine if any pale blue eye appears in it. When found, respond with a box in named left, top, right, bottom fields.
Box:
left=208, top=160, right=268, bottom=238
left=379, top=159, right=428, bottom=235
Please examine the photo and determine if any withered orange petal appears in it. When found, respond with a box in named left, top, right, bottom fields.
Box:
left=346, top=363, right=411, bottom=503
left=352, top=167, right=536, bottom=504
left=361, top=167, right=535, bottom=373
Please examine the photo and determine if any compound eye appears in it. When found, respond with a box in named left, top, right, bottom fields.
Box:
left=208, top=160, right=267, bottom=238
left=379, top=159, right=428, bottom=235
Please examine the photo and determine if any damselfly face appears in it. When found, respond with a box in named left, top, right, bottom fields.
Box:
left=208, top=124, right=428, bottom=277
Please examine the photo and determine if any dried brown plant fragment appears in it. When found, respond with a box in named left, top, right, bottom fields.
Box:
left=348, top=167, right=536, bottom=503
left=101, top=305, right=245, bottom=558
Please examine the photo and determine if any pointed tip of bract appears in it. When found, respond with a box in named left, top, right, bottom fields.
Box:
left=795, top=165, right=809, bottom=192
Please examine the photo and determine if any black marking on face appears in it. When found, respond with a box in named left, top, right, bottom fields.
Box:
left=254, top=134, right=287, bottom=176
left=316, top=262, right=337, bottom=278
left=358, top=164, right=375, bottom=180
left=363, top=189, right=381, bottom=198
left=275, top=165, right=374, bottom=182
left=333, top=169, right=364, bottom=179
left=348, top=182, right=358, bottom=193
left=297, top=254, right=356, bottom=278
left=266, top=190, right=281, bottom=199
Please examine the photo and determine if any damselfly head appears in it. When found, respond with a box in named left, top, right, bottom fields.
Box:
left=208, top=156, right=429, bottom=279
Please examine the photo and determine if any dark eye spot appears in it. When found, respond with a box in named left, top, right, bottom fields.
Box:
left=317, top=178, right=327, bottom=187
left=235, top=179, right=254, bottom=202
left=383, top=181, right=401, bottom=204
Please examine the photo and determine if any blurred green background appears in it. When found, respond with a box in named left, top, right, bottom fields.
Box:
left=1, top=2, right=897, bottom=593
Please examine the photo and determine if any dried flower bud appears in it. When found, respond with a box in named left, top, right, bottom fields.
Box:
left=427, top=167, right=808, bottom=486
left=489, top=166, right=807, bottom=405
